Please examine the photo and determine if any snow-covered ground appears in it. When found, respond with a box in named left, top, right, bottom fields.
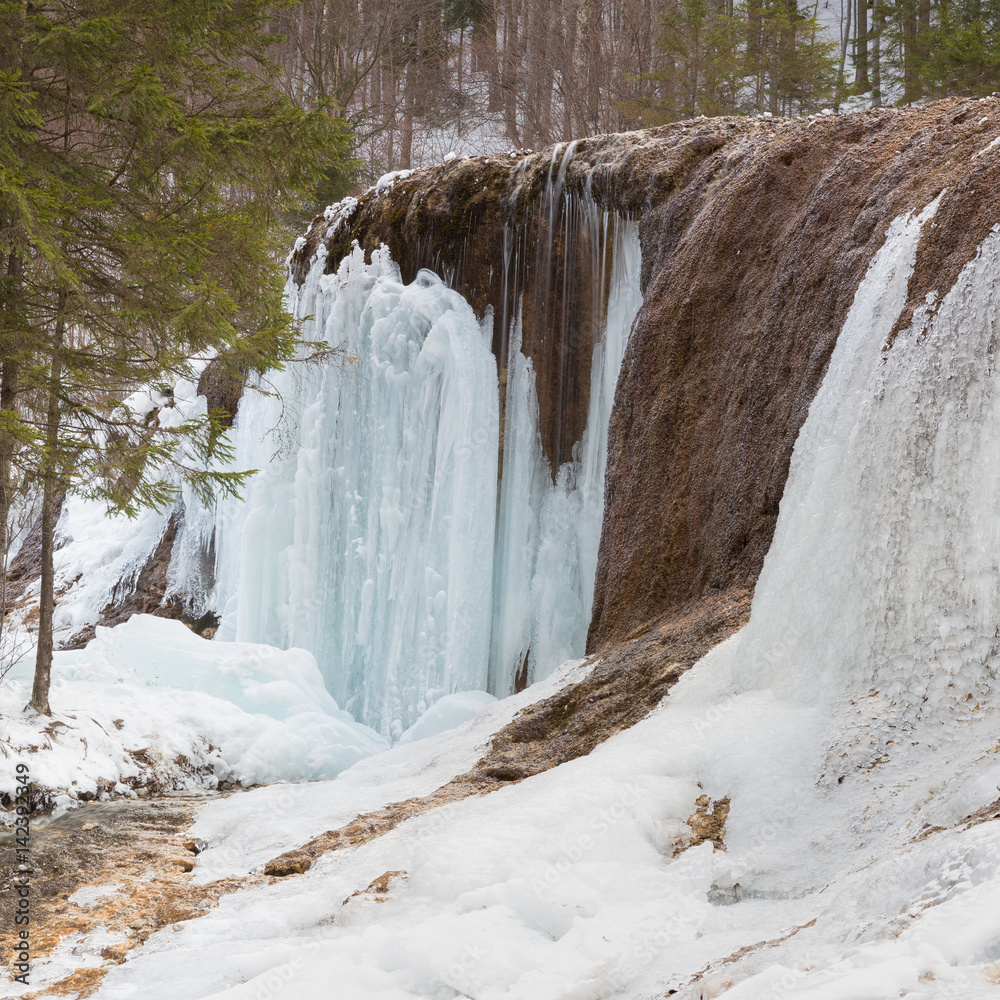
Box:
left=0, top=616, right=505, bottom=814
left=81, top=638, right=1000, bottom=1000
left=0, top=616, right=391, bottom=811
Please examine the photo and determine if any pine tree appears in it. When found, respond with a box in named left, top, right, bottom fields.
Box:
left=745, top=0, right=837, bottom=114
left=0, top=0, right=351, bottom=714
left=918, top=0, right=1000, bottom=95
left=654, top=0, right=746, bottom=120
left=866, top=0, right=999, bottom=103
left=645, top=0, right=836, bottom=122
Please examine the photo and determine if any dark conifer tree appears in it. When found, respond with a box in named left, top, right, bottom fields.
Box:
left=0, top=0, right=351, bottom=713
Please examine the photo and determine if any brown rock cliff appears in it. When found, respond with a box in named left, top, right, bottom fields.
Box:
left=291, top=98, right=1000, bottom=652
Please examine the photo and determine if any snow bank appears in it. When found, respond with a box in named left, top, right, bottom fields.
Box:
left=0, top=616, right=388, bottom=812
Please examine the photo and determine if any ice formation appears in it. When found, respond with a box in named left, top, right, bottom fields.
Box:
left=0, top=615, right=388, bottom=801
left=207, top=248, right=501, bottom=740
left=171, top=194, right=642, bottom=738
left=32, top=170, right=640, bottom=744
left=490, top=156, right=643, bottom=693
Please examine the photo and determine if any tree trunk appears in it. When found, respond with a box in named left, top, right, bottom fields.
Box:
left=855, top=0, right=870, bottom=93
left=31, top=310, right=64, bottom=717
left=870, top=1, right=882, bottom=105
left=400, top=69, right=415, bottom=169
left=902, top=0, right=919, bottom=101
left=0, top=248, right=23, bottom=643
left=837, top=0, right=853, bottom=109
left=500, top=0, right=522, bottom=145
left=484, top=1, right=503, bottom=113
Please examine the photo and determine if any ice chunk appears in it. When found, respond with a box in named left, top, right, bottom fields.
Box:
left=395, top=690, right=497, bottom=745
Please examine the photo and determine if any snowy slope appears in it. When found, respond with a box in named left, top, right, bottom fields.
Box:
left=0, top=616, right=390, bottom=809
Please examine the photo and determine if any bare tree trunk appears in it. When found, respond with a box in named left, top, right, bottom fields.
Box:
left=583, top=0, right=600, bottom=133
left=483, top=0, right=503, bottom=112
left=0, top=352, right=17, bottom=626
left=0, top=248, right=23, bottom=634
left=31, top=310, right=64, bottom=717
left=562, top=0, right=580, bottom=139
left=902, top=0, right=919, bottom=101
left=385, top=64, right=397, bottom=170
left=855, top=0, right=870, bottom=92
left=500, top=0, right=522, bottom=145
left=871, top=0, right=883, bottom=105
left=400, top=66, right=415, bottom=169
left=916, top=0, right=931, bottom=88
left=837, top=0, right=852, bottom=108
left=457, top=25, right=464, bottom=134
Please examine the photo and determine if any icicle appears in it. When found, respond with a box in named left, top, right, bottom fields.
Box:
left=181, top=181, right=642, bottom=731
left=211, top=246, right=499, bottom=739
left=489, top=203, right=642, bottom=693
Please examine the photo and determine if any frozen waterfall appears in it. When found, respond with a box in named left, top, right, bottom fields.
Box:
left=733, top=205, right=1000, bottom=719
left=185, top=200, right=641, bottom=739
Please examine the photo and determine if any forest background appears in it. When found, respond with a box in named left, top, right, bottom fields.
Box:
left=274, top=0, right=1000, bottom=188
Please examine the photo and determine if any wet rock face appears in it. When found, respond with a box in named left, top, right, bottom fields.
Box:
left=296, top=97, right=1000, bottom=654
left=290, top=127, right=749, bottom=471
left=197, top=353, right=250, bottom=429
left=294, top=158, right=604, bottom=469
left=590, top=99, right=1000, bottom=649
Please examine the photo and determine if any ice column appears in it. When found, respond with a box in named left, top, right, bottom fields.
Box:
left=200, top=188, right=642, bottom=732
left=213, top=246, right=500, bottom=739
left=490, top=205, right=642, bottom=694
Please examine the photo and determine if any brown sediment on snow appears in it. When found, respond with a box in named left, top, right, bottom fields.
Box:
left=672, top=918, right=819, bottom=996
left=959, top=795, right=1000, bottom=830
left=0, top=794, right=260, bottom=998
left=264, top=586, right=750, bottom=877
left=683, top=794, right=732, bottom=853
